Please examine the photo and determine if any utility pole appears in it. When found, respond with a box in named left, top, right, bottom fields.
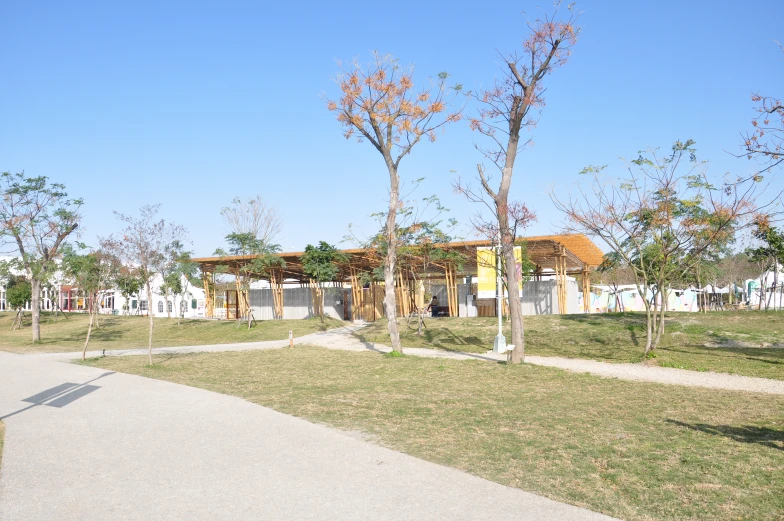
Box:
left=493, top=237, right=508, bottom=354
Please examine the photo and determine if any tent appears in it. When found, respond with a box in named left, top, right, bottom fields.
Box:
left=746, top=263, right=784, bottom=310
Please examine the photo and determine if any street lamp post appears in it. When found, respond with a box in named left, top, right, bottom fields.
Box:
left=493, top=238, right=506, bottom=353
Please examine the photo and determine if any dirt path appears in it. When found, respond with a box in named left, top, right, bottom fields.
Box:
left=301, top=325, right=784, bottom=395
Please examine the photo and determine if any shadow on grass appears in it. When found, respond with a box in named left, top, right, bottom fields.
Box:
left=61, top=327, right=126, bottom=345
left=349, top=330, right=387, bottom=354
left=149, top=353, right=177, bottom=366
left=560, top=312, right=648, bottom=326
left=666, top=420, right=784, bottom=451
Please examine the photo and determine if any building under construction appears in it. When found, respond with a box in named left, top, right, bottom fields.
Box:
left=191, top=234, right=604, bottom=322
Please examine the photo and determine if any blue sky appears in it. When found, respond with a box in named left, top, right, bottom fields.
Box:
left=1, top=0, right=782, bottom=256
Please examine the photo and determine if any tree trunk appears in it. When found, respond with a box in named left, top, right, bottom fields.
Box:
left=501, top=225, right=525, bottom=363
left=384, top=162, right=402, bottom=353
left=652, top=293, right=667, bottom=350
left=82, top=298, right=96, bottom=361
left=496, top=170, right=525, bottom=363
left=31, top=278, right=41, bottom=343
left=320, top=286, right=325, bottom=324
left=146, top=281, right=154, bottom=365
left=643, top=301, right=653, bottom=357
left=764, top=263, right=772, bottom=310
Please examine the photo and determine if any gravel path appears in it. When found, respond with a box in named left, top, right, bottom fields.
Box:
left=0, top=352, right=617, bottom=521
left=26, top=323, right=784, bottom=395
left=289, top=325, right=784, bottom=395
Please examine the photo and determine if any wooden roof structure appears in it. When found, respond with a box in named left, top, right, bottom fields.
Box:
left=192, top=234, right=605, bottom=282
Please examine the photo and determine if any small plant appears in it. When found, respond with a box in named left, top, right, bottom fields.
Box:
left=385, top=350, right=404, bottom=358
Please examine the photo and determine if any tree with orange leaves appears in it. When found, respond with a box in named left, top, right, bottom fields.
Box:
left=552, top=140, right=765, bottom=356
left=326, top=53, right=462, bottom=353
left=458, top=3, right=578, bottom=364
left=739, top=44, right=783, bottom=178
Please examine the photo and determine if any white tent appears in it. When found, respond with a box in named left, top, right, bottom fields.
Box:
left=746, top=263, right=784, bottom=310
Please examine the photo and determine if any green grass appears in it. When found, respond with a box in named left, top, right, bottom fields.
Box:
left=357, top=312, right=784, bottom=380
left=0, top=312, right=344, bottom=353
left=82, top=346, right=784, bottom=521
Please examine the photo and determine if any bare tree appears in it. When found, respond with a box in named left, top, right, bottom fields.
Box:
left=105, top=205, right=187, bottom=365
left=217, top=196, right=283, bottom=324
left=326, top=52, right=463, bottom=353
left=220, top=195, right=282, bottom=246
left=460, top=4, right=578, bottom=363
left=0, top=172, right=82, bottom=343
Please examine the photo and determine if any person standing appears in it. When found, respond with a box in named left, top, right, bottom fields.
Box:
left=427, top=295, right=439, bottom=318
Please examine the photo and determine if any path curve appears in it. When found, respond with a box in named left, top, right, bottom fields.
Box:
left=26, top=323, right=784, bottom=395
left=293, top=325, right=784, bottom=395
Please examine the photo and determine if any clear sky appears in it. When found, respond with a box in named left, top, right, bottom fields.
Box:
left=1, top=0, right=782, bottom=256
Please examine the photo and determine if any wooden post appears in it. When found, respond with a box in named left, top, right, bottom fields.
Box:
left=553, top=251, right=560, bottom=314
left=397, top=270, right=411, bottom=318
left=444, top=265, right=452, bottom=318
left=450, top=264, right=459, bottom=317
left=349, top=267, right=363, bottom=321
left=561, top=249, right=568, bottom=314
left=554, top=247, right=565, bottom=315
left=234, top=270, right=247, bottom=320
left=582, top=266, right=590, bottom=313
left=202, top=271, right=214, bottom=319
left=373, top=283, right=384, bottom=321
left=270, top=269, right=284, bottom=320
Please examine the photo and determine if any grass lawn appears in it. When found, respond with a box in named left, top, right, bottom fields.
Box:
left=357, top=312, right=784, bottom=380
left=0, top=312, right=344, bottom=354
left=82, top=346, right=784, bottom=521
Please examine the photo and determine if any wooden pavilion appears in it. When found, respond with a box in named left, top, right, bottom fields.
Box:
left=191, top=234, right=604, bottom=321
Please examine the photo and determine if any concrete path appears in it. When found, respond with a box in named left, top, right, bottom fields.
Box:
left=26, top=323, right=784, bottom=394
left=0, top=352, right=617, bottom=521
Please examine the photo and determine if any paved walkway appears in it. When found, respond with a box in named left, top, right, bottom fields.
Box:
left=0, top=352, right=617, bottom=521
left=32, top=324, right=784, bottom=395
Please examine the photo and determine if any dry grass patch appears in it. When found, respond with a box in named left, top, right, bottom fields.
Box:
left=0, top=312, right=344, bottom=353
left=83, top=346, right=784, bottom=521
left=357, top=312, right=784, bottom=380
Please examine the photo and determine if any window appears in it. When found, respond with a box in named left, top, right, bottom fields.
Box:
left=140, top=300, right=147, bottom=311
left=191, top=298, right=197, bottom=309
left=167, top=301, right=172, bottom=313
left=180, top=301, right=187, bottom=312
left=132, top=299, right=138, bottom=309
left=158, top=301, right=164, bottom=313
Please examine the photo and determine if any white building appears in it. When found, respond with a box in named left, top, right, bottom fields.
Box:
left=0, top=256, right=206, bottom=318
left=109, top=274, right=207, bottom=318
